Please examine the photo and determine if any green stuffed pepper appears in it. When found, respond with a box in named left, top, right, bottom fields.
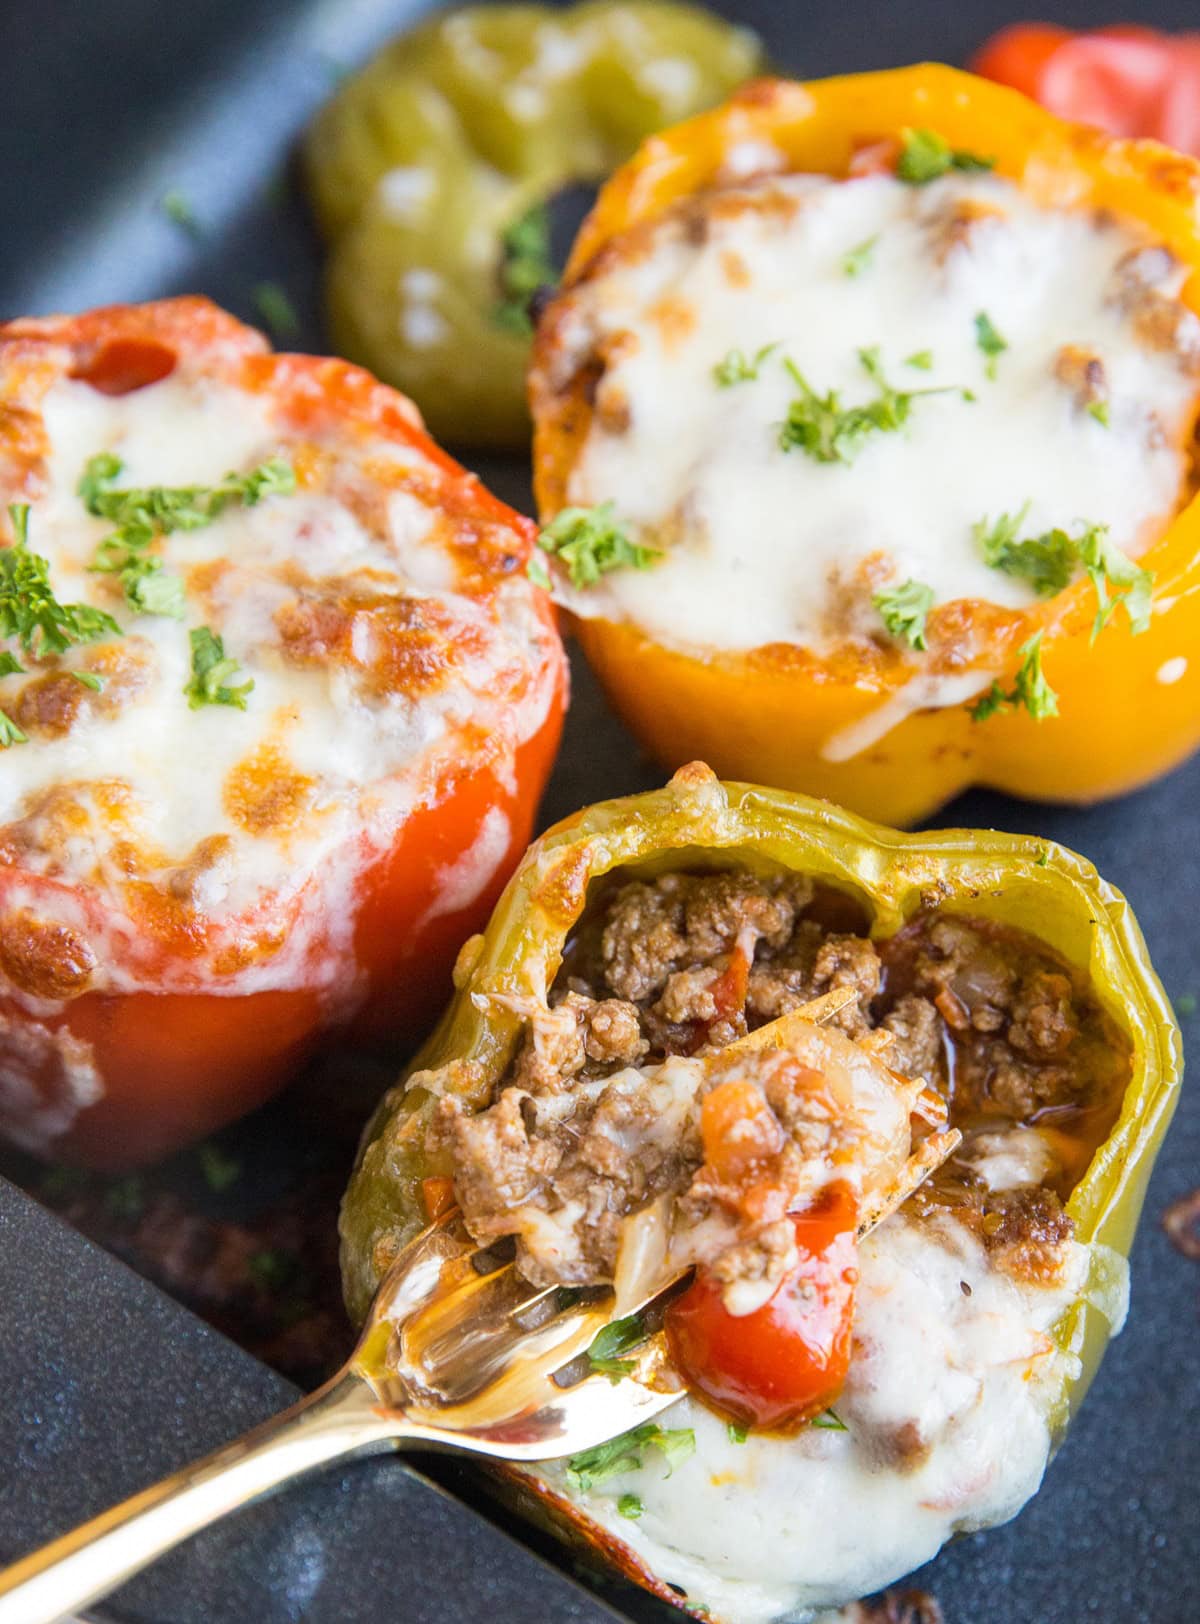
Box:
left=343, top=763, right=1179, bottom=1622
left=304, top=2, right=763, bottom=448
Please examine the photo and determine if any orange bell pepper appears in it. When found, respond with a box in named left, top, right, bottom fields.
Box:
left=530, top=67, right=1200, bottom=826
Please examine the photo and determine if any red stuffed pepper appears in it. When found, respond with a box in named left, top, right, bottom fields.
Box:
left=0, top=298, right=566, bottom=1168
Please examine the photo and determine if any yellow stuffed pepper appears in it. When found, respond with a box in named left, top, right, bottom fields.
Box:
left=343, top=765, right=1180, bottom=1620
left=529, top=67, right=1200, bottom=825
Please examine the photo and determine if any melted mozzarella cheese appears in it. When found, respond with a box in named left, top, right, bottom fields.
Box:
left=553, top=170, right=1199, bottom=656
left=535, top=1209, right=1123, bottom=1624
left=0, top=364, right=561, bottom=1003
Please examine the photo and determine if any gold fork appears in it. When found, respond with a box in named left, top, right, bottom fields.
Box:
left=0, top=986, right=955, bottom=1624
left=0, top=1205, right=685, bottom=1624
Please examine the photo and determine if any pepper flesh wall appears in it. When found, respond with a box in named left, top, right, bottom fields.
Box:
left=342, top=763, right=1180, bottom=1621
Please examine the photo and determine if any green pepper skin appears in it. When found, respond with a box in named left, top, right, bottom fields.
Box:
left=341, top=764, right=1180, bottom=1604
left=304, top=3, right=764, bottom=448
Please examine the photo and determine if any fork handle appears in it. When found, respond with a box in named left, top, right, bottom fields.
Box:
left=0, top=1373, right=400, bottom=1624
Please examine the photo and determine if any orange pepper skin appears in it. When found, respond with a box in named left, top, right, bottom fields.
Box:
left=531, top=67, right=1200, bottom=825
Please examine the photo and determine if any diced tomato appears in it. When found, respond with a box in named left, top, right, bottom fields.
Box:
left=665, top=1183, right=858, bottom=1431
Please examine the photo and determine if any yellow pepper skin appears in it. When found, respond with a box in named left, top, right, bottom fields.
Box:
left=341, top=764, right=1181, bottom=1613
left=530, top=67, right=1200, bottom=827
left=303, top=2, right=763, bottom=449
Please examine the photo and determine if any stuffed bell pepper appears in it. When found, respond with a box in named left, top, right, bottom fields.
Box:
left=342, top=763, right=1179, bottom=1622
left=529, top=66, right=1200, bottom=824
left=0, top=298, right=566, bottom=1168
left=305, top=0, right=764, bottom=448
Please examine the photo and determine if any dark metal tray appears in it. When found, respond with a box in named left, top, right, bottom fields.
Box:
left=0, top=2, right=1196, bottom=1621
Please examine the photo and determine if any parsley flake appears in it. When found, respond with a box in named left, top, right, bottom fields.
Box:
left=713, top=342, right=778, bottom=387
left=974, top=506, right=1076, bottom=597
left=1080, top=523, right=1153, bottom=639
left=80, top=453, right=295, bottom=619
left=811, top=1409, right=848, bottom=1431
left=566, top=1423, right=696, bottom=1492
left=905, top=350, right=934, bottom=371
left=727, top=1421, right=749, bottom=1444
left=185, top=627, right=254, bottom=711
left=841, top=234, right=878, bottom=278
left=103, top=1175, right=145, bottom=1222
left=974, top=509, right=1153, bottom=636
left=161, top=190, right=202, bottom=236
left=779, top=348, right=952, bottom=465
left=896, top=128, right=995, bottom=185
left=974, top=311, right=1007, bottom=378
left=617, top=1493, right=644, bottom=1520
left=248, top=1248, right=299, bottom=1294
left=969, top=633, right=1058, bottom=723
left=1, top=503, right=119, bottom=658
left=198, top=1142, right=241, bottom=1193
left=253, top=281, right=300, bottom=342
left=535, top=502, right=658, bottom=588
left=0, top=708, right=26, bottom=748
left=587, top=1313, right=648, bottom=1383
left=72, top=671, right=105, bottom=692
left=874, top=578, right=935, bottom=650
left=1088, top=400, right=1111, bottom=428
left=494, top=203, right=557, bottom=336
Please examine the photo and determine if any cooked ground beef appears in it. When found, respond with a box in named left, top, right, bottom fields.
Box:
left=446, top=868, right=1131, bottom=1295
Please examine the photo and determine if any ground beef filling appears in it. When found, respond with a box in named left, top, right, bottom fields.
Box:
left=437, top=869, right=1130, bottom=1290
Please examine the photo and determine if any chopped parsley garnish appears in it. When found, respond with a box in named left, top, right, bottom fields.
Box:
left=494, top=202, right=557, bottom=336
left=905, top=350, right=934, bottom=371
left=974, top=311, right=1007, bottom=378
left=253, top=281, right=300, bottom=343
left=103, top=1175, right=145, bottom=1222
left=161, top=190, right=202, bottom=236
left=974, top=506, right=1077, bottom=597
left=780, top=347, right=952, bottom=465
left=1035, top=847, right=1050, bottom=867
left=1088, top=400, right=1111, bottom=428
left=566, top=1422, right=696, bottom=1492
left=896, top=128, right=995, bottom=185
left=80, top=453, right=295, bottom=619
left=727, top=1421, right=749, bottom=1444
left=197, top=1142, right=241, bottom=1194
left=0, top=651, right=23, bottom=741
left=72, top=671, right=105, bottom=692
left=1, top=503, right=119, bottom=660
left=587, top=1312, right=649, bottom=1382
left=714, top=342, right=778, bottom=387
left=974, top=508, right=1153, bottom=637
left=969, top=633, right=1058, bottom=723
left=811, top=1409, right=848, bottom=1431
left=617, top=1493, right=644, bottom=1520
left=185, top=627, right=254, bottom=711
left=1080, top=523, right=1153, bottom=639
left=841, top=234, right=878, bottom=278
left=873, top=578, right=935, bottom=650
left=534, top=502, right=659, bottom=588
left=248, top=1248, right=299, bottom=1294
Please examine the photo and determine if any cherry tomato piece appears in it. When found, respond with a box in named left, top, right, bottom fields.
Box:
left=665, top=1184, right=858, bottom=1431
